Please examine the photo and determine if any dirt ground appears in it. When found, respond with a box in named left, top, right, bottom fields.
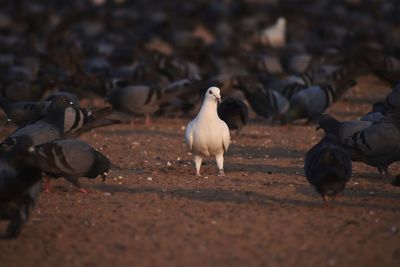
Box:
left=0, top=75, right=399, bottom=267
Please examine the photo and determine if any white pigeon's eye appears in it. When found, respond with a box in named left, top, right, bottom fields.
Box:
left=209, top=91, right=212, bottom=95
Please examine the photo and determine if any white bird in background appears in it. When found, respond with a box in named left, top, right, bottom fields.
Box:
left=185, top=87, right=230, bottom=176
left=260, top=17, right=286, bottom=48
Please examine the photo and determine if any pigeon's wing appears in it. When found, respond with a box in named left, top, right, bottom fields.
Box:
left=185, top=120, right=195, bottom=152
left=36, top=140, right=94, bottom=176
left=339, top=120, right=372, bottom=141
left=11, top=121, right=61, bottom=146
left=221, top=121, right=230, bottom=152
left=344, top=122, right=400, bottom=158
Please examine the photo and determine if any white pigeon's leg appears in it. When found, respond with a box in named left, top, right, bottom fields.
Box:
left=145, top=114, right=151, bottom=126
left=215, top=154, right=225, bottom=176
left=194, top=155, right=203, bottom=176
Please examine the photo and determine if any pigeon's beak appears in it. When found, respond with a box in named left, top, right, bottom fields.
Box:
left=101, top=172, right=108, bottom=181
left=216, top=96, right=221, bottom=103
left=28, top=147, right=35, bottom=153
left=315, top=125, right=320, bottom=131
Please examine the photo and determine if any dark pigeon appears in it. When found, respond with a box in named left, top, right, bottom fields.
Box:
left=35, top=139, right=110, bottom=193
left=384, top=83, right=400, bottom=112
left=217, top=97, right=249, bottom=134
left=233, top=75, right=291, bottom=120
left=0, top=135, right=42, bottom=239
left=46, top=92, right=80, bottom=107
left=1, top=79, right=52, bottom=102
left=304, top=134, right=352, bottom=205
left=0, top=97, right=50, bottom=126
left=360, top=102, right=387, bottom=123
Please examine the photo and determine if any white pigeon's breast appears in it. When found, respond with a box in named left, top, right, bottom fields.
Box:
left=192, top=119, right=225, bottom=157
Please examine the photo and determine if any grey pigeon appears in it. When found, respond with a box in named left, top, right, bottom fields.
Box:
left=0, top=135, right=42, bottom=239
left=185, top=87, right=230, bottom=176
left=304, top=134, right=352, bottom=205
left=283, top=80, right=356, bottom=123
left=317, top=114, right=372, bottom=144
left=35, top=139, right=110, bottom=193
left=360, top=83, right=400, bottom=123
left=343, top=113, right=400, bottom=175
left=107, top=81, right=196, bottom=125
left=1, top=95, right=71, bottom=149
left=217, top=97, right=249, bottom=134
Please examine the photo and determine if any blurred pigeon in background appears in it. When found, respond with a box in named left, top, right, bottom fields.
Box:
left=217, top=97, right=249, bottom=134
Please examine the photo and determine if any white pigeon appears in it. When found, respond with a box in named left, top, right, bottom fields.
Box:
left=185, top=87, right=230, bottom=176
left=259, top=17, right=286, bottom=48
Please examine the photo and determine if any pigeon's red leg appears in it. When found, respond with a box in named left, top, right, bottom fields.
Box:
left=322, top=195, right=329, bottom=208
left=44, top=177, right=50, bottom=193
left=79, top=188, right=88, bottom=194
left=145, top=114, right=151, bottom=126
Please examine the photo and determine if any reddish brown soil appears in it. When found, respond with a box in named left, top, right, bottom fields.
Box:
left=0, top=76, right=399, bottom=267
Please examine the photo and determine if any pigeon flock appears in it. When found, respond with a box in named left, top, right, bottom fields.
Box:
left=0, top=0, right=399, bottom=238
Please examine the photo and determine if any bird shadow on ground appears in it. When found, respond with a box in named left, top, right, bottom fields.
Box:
left=330, top=110, right=365, bottom=118
left=342, top=95, right=383, bottom=105
left=97, top=128, right=182, bottom=138
left=295, top=183, right=400, bottom=201
left=228, top=145, right=305, bottom=159
left=351, top=172, right=391, bottom=184
left=91, top=184, right=399, bottom=211
left=226, top=162, right=303, bottom=176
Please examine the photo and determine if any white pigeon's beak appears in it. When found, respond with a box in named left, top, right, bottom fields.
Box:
left=216, top=96, right=221, bottom=103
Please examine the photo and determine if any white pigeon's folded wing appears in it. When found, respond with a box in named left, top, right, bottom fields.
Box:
left=221, top=121, right=230, bottom=152
left=185, top=120, right=195, bottom=152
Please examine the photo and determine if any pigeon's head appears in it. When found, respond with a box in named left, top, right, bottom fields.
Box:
left=277, top=17, right=286, bottom=28
left=5, top=135, right=37, bottom=166
left=49, top=95, right=74, bottom=109
left=87, top=151, right=111, bottom=181
left=316, top=114, right=339, bottom=133
left=206, top=86, right=221, bottom=103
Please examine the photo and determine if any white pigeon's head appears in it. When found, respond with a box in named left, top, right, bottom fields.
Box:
left=205, top=86, right=221, bottom=103
left=277, top=17, right=286, bottom=28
